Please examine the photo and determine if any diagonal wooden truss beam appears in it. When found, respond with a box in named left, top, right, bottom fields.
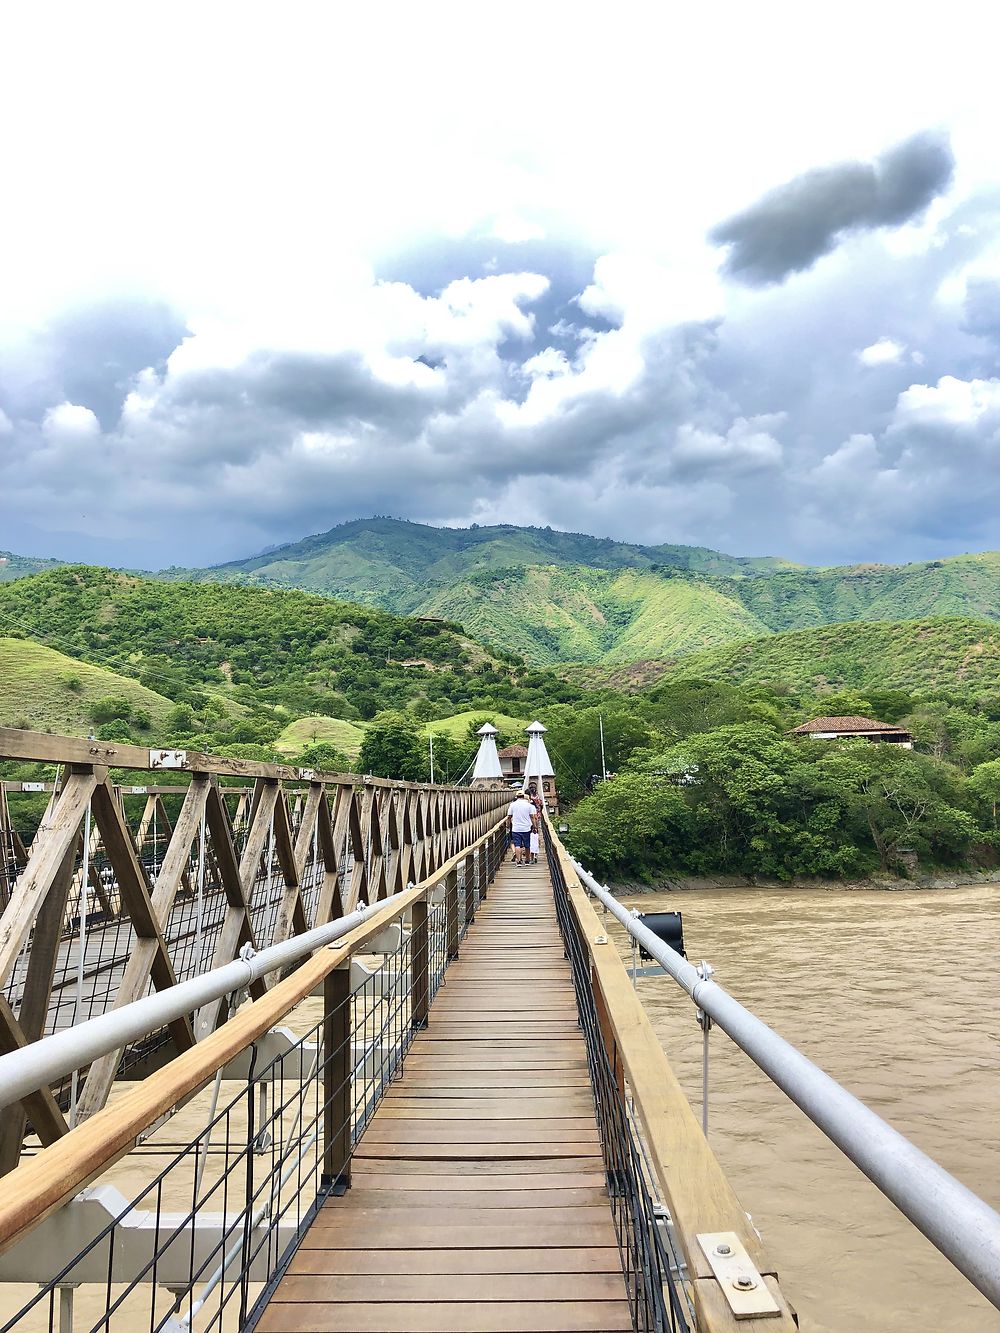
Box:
left=0, top=771, right=98, bottom=989
left=77, top=780, right=199, bottom=1120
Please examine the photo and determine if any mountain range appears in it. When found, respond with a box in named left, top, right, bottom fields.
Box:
left=7, top=518, right=1000, bottom=667
left=164, top=519, right=1000, bottom=666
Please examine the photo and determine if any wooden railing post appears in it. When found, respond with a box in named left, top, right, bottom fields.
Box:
left=477, top=845, right=488, bottom=901
left=409, top=891, right=430, bottom=1030
left=445, top=867, right=459, bottom=960
left=323, top=962, right=352, bottom=1194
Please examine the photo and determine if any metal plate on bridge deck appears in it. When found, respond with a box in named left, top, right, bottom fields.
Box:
left=697, top=1231, right=782, bottom=1319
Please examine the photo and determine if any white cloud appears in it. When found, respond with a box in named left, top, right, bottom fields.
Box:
left=42, top=403, right=100, bottom=439
left=858, top=337, right=906, bottom=366
left=892, top=374, right=1000, bottom=427
left=5, top=6, right=1000, bottom=567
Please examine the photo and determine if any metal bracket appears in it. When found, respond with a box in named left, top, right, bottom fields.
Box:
left=149, top=749, right=187, bottom=770
left=696, top=1232, right=780, bottom=1319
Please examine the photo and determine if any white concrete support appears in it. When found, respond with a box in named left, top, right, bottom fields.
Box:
left=0, top=1186, right=297, bottom=1286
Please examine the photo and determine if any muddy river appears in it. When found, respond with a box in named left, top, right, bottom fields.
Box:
left=612, top=883, right=1000, bottom=1331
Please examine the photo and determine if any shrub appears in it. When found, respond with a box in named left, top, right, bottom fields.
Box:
left=89, top=695, right=133, bottom=725
left=96, top=719, right=133, bottom=742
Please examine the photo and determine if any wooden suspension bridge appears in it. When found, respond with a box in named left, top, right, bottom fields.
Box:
left=0, top=726, right=799, bottom=1331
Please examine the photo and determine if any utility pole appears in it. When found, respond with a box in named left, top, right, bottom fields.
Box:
left=429, top=732, right=435, bottom=784
left=599, top=713, right=607, bottom=781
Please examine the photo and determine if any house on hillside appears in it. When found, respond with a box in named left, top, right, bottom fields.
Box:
left=790, top=716, right=913, bottom=747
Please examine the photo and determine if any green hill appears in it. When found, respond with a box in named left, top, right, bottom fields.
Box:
left=727, top=553, right=1000, bottom=632
left=154, top=518, right=1000, bottom=666
left=589, top=617, right=1000, bottom=696
left=275, top=716, right=368, bottom=759
left=417, top=565, right=770, bottom=665
left=420, top=710, right=529, bottom=741
left=162, top=517, right=792, bottom=602
left=0, top=551, right=64, bottom=583
left=13, top=521, right=1000, bottom=670
left=0, top=566, right=584, bottom=742
left=0, top=637, right=175, bottom=734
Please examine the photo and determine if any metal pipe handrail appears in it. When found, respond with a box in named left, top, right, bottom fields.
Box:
left=570, top=856, right=1000, bottom=1312
left=0, top=893, right=405, bottom=1115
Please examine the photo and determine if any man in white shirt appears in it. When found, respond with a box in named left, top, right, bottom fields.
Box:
left=507, top=793, right=538, bottom=867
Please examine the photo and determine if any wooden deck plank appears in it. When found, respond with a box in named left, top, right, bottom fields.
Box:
left=286, top=1247, right=623, bottom=1276
left=274, top=1272, right=629, bottom=1302
left=256, top=1300, right=633, bottom=1331
left=353, top=1142, right=600, bottom=1160
left=358, top=1120, right=599, bottom=1142
left=378, top=1100, right=594, bottom=1118
left=334, top=1188, right=612, bottom=1209
left=351, top=1156, right=605, bottom=1176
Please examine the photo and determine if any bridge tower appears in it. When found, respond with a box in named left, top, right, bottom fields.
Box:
left=524, top=719, right=559, bottom=813
left=470, top=720, right=504, bottom=787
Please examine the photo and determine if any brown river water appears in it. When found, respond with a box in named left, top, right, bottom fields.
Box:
left=612, top=883, right=1000, bottom=1332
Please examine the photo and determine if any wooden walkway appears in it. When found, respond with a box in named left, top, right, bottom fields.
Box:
left=258, top=860, right=632, bottom=1332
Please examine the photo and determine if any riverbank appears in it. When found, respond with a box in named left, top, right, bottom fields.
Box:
left=609, top=867, right=1000, bottom=895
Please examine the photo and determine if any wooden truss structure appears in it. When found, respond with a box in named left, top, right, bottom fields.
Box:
left=0, top=728, right=509, bottom=1172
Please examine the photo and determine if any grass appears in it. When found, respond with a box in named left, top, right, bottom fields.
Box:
left=274, top=708, right=530, bottom=760
left=421, top=710, right=529, bottom=741
left=0, top=637, right=175, bottom=735
left=274, top=716, right=368, bottom=759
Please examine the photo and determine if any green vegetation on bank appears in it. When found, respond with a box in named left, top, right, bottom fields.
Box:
left=562, top=677, right=1000, bottom=882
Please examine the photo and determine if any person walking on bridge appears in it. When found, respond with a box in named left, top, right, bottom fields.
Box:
left=507, top=791, right=537, bottom=867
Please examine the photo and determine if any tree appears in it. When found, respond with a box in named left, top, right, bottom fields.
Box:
left=564, top=774, right=692, bottom=879
left=96, top=719, right=133, bottom=742
left=642, top=723, right=864, bottom=879
left=358, top=711, right=425, bottom=781
left=969, top=758, right=1000, bottom=828
left=295, top=742, right=352, bottom=773
left=820, top=743, right=977, bottom=871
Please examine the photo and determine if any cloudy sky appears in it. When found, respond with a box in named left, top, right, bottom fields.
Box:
left=3, top=2, right=1000, bottom=569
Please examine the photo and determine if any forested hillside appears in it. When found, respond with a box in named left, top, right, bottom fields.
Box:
left=566, top=618, right=1000, bottom=696
left=156, top=518, right=1000, bottom=665
left=162, top=516, right=793, bottom=600
left=0, top=550, right=64, bottom=582
left=0, top=567, right=585, bottom=763
left=7, top=521, right=1000, bottom=667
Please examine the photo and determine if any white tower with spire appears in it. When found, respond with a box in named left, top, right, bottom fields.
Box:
left=470, top=722, right=504, bottom=786
left=523, top=721, right=559, bottom=812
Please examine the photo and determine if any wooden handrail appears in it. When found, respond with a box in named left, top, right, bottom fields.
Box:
left=0, top=726, right=465, bottom=790
left=0, top=812, right=507, bottom=1256
left=547, top=824, right=797, bottom=1332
